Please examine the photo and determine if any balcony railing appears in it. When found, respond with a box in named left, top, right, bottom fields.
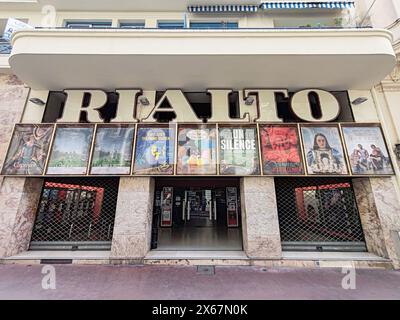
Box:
left=1, top=24, right=372, bottom=56
left=0, top=38, right=12, bottom=54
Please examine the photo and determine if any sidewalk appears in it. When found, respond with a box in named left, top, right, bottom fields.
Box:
left=0, top=264, right=399, bottom=300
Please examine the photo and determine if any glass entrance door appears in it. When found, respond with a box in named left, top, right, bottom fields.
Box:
left=182, top=189, right=216, bottom=227
left=152, top=180, right=243, bottom=251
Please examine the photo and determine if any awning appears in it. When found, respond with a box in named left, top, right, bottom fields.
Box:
left=187, top=5, right=259, bottom=13
left=260, top=2, right=355, bottom=10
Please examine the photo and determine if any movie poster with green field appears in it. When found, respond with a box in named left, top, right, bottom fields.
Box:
left=219, top=127, right=260, bottom=175
left=46, top=126, right=94, bottom=175
left=90, top=126, right=135, bottom=174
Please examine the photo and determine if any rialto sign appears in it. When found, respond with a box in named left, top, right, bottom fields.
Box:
left=56, top=88, right=341, bottom=123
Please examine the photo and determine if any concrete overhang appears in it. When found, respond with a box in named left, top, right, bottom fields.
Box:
left=8, top=28, right=396, bottom=91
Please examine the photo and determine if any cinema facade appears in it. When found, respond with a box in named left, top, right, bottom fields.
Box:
left=1, top=21, right=400, bottom=268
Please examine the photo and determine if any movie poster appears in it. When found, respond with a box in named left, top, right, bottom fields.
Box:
left=46, top=126, right=94, bottom=175
left=2, top=124, right=54, bottom=175
left=301, top=126, right=348, bottom=175
left=260, top=125, right=304, bottom=175
left=177, top=127, right=217, bottom=175
left=90, top=126, right=135, bottom=174
left=342, top=125, right=394, bottom=175
left=219, top=127, right=260, bottom=175
left=133, top=127, right=175, bottom=175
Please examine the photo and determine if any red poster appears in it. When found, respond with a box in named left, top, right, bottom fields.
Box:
left=260, top=125, right=304, bottom=175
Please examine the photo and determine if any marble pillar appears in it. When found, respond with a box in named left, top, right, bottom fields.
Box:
left=370, top=178, right=400, bottom=268
left=240, top=177, right=282, bottom=259
left=110, top=177, right=155, bottom=260
left=0, top=177, right=44, bottom=258
left=352, top=178, right=389, bottom=258
left=353, top=177, right=400, bottom=268
left=0, top=74, right=29, bottom=167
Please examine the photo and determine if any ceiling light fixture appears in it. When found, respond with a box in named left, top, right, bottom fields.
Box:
left=28, top=98, right=46, bottom=106
left=138, top=95, right=150, bottom=106
left=245, top=96, right=255, bottom=105
left=351, top=97, right=368, bottom=105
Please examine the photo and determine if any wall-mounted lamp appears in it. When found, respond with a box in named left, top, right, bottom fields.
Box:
left=138, top=95, right=150, bottom=106
left=394, top=143, right=400, bottom=161
left=244, top=96, right=255, bottom=106
left=351, top=97, right=368, bottom=105
left=28, top=97, right=46, bottom=106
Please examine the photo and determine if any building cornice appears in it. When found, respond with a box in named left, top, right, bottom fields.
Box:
left=377, top=81, right=400, bottom=92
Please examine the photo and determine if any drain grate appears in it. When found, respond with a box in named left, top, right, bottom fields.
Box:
left=197, top=265, right=215, bottom=275
left=40, top=259, right=73, bottom=265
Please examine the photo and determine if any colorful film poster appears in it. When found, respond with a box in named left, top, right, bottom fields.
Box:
left=260, top=125, right=304, bottom=175
left=133, top=127, right=175, bottom=175
left=2, top=124, right=54, bottom=175
left=301, top=125, right=348, bottom=175
left=177, top=127, right=217, bottom=175
left=90, top=126, right=135, bottom=175
left=219, top=127, right=260, bottom=175
left=342, top=125, right=394, bottom=175
left=46, top=126, right=94, bottom=175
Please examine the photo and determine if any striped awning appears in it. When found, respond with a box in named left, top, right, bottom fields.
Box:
left=260, top=2, right=355, bottom=10
left=188, top=5, right=259, bottom=13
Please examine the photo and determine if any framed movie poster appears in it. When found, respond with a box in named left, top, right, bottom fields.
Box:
left=46, top=125, right=94, bottom=175
left=90, top=125, right=135, bottom=175
left=260, top=124, right=304, bottom=175
left=341, top=124, right=394, bottom=175
left=177, top=126, right=217, bottom=175
left=301, top=125, right=348, bottom=175
left=2, top=124, right=54, bottom=175
left=219, top=126, right=260, bottom=175
left=160, top=187, right=173, bottom=227
left=226, top=187, right=239, bottom=227
left=133, top=126, right=175, bottom=175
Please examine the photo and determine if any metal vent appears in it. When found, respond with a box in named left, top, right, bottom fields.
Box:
left=275, top=177, right=366, bottom=252
left=30, top=177, right=119, bottom=250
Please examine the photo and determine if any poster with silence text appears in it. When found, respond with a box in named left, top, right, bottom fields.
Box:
left=260, top=125, right=304, bottom=175
left=46, top=125, right=94, bottom=175
left=133, top=127, right=175, bottom=175
left=177, top=126, right=217, bottom=175
left=219, top=127, right=260, bottom=175
left=90, top=125, right=135, bottom=174
left=342, top=125, right=394, bottom=175
left=2, top=124, right=54, bottom=175
left=301, top=125, right=348, bottom=175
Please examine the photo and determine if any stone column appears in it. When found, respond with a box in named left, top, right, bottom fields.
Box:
left=0, top=74, right=29, bottom=166
left=110, top=177, right=155, bottom=261
left=353, top=177, right=400, bottom=268
left=0, top=177, right=44, bottom=258
left=240, top=177, right=282, bottom=259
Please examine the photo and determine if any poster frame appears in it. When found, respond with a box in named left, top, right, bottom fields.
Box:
left=217, top=123, right=261, bottom=176
left=89, top=123, right=136, bottom=176
left=340, top=123, right=395, bottom=176
left=299, top=123, right=349, bottom=176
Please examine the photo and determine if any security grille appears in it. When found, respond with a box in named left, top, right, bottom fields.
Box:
left=275, top=177, right=366, bottom=252
left=30, top=177, right=119, bottom=250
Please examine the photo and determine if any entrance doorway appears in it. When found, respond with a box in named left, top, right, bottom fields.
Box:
left=151, top=178, right=243, bottom=251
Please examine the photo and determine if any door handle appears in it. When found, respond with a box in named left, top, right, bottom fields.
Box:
left=187, top=201, right=191, bottom=221
left=209, top=200, right=212, bottom=220
left=182, top=200, right=186, bottom=221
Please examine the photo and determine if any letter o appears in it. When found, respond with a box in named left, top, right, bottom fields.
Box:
left=290, top=89, right=340, bottom=122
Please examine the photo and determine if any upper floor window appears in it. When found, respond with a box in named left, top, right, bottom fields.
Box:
left=158, top=21, right=184, bottom=29
left=65, top=21, right=112, bottom=29
left=119, top=21, right=145, bottom=29
left=190, top=22, right=238, bottom=29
